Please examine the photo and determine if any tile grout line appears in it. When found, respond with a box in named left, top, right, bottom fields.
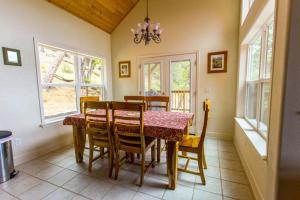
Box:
left=0, top=188, right=22, bottom=200
left=40, top=187, right=60, bottom=200
left=11, top=141, right=253, bottom=200
left=218, top=141, right=253, bottom=200
left=11, top=150, right=114, bottom=199
left=218, top=145, right=225, bottom=199
left=12, top=170, right=88, bottom=200
left=11, top=170, right=59, bottom=199
left=2, top=172, right=43, bottom=199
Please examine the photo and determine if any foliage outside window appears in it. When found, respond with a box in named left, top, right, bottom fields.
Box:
left=171, top=60, right=191, bottom=113
left=37, top=44, right=105, bottom=123
left=245, top=20, right=274, bottom=138
left=144, top=63, right=161, bottom=95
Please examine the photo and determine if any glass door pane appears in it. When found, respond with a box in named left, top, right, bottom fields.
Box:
left=170, top=60, right=191, bottom=113
left=143, top=62, right=162, bottom=96
left=245, top=83, right=258, bottom=127
left=259, top=82, right=270, bottom=137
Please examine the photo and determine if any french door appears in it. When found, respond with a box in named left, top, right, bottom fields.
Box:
left=139, top=53, right=197, bottom=129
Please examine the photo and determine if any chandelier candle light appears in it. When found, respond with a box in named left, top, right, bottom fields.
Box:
left=131, top=0, right=163, bottom=45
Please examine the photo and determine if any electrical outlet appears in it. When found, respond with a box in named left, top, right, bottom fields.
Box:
left=15, top=138, right=22, bottom=146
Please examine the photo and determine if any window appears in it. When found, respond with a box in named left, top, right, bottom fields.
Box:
left=245, top=20, right=274, bottom=138
left=242, top=0, right=255, bottom=23
left=249, top=0, right=255, bottom=7
left=36, top=43, right=105, bottom=124
left=144, top=63, right=161, bottom=95
left=79, top=55, right=105, bottom=98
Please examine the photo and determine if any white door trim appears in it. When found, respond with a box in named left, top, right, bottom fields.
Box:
left=138, top=52, right=198, bottom=133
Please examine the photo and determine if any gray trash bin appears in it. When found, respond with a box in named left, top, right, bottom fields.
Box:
left=0, top=131, right=18, bottom=183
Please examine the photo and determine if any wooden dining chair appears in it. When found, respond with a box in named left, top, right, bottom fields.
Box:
left=112, top=101, right=156, bottom=186
left=178, top=99, right=210, bottom=185
left=84, top=101, right=114, bottom=177
left=145, top=96, right=169, bottom=111
left=80, top=96, right=101, bottom=153
left=124, top=95, right=146, bottom=102
left=145, top=96, right=170, bottom=163
left=124, top=96, right=146, bottom=111
left=80, top=96, right=100, bottom=113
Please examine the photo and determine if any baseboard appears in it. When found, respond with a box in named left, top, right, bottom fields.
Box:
left=206, top=131, right=233, bottom=140
left=14, top=138, right=73, bottom=166
left=234, top=137, right=265, bottom=200
left=12, top=131, right=231, bottom=165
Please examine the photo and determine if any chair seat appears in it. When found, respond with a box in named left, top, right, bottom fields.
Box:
left=179, top=135, right=200, bottom=148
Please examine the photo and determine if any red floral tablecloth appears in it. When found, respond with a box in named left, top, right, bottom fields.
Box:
left=63, top=110, right=194, bottom=141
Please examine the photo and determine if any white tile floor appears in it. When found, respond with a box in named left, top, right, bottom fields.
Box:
left=0, top=138, right=254, bottom=200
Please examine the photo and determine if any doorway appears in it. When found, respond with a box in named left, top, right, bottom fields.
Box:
left=139, top=53, right=197, bottom=128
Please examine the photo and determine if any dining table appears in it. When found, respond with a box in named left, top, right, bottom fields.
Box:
left=63, top=110, right=194, bottom=189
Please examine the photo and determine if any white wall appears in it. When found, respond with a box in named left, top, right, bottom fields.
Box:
left=234, top=0, right=290, bottom=199
left=0, top=0, right=112, bottom=165
left=234, top=1, right=273, bottom=200
left=111, top=0, right=240, bottom=137
left=234, top=124, right=268, bottom=199
left=270, top=0, right=300, bottom=199
left=264, top=0, right=290, bottom=198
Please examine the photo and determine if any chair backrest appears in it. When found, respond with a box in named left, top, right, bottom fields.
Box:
left=198, top=99, right=210, bottom=149
left=84, top=101, right=111, bottom=144
left=145, top=96, right=169, bottom=111
left=124, top=96, right=146, bottom=111
left=112, top=102, right=145, bottom=153
left=124, top=96, right=145, bottom=102
left=80, top=96, right=99, bottom=113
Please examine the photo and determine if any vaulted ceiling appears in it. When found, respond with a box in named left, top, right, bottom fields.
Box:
left=47, top=0, right=139, bottom=33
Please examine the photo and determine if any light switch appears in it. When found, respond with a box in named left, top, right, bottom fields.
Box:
left=205, top=88, right=211, bottom=94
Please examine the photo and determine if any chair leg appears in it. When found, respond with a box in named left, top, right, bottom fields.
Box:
left=202, top=146, right=207, bottom=169
left=83, top=129, right=87, bottom=150
left=88, top=136, right=93, bottom=172
left=151, top=144, right=156, bottom=167
left=163, top=140, right=167, bottom=151
left=114, top=150, right=120, bottom=180
left=157, top=139, right=161, bottom=163
left=100, top=147, right=105, bottom=159
left=140, top=153, right=145, bottom=186
left=108, top=148, right=114, bottom=178
left=125, top=152, right=129, bottom=161
left=130, top=153, right=135, bottom=163
left=197, top=152, right=206, bottom=185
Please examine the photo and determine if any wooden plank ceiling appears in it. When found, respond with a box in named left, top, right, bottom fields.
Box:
left=47, top=0, right=139, bottom=33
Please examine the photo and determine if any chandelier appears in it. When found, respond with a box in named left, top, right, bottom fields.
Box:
left=130, top=0, right=163, bottom=45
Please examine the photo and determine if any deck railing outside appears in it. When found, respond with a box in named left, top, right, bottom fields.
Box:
left=171, top=90, right=190, bottom=113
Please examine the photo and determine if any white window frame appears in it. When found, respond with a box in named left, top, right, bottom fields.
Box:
left=242, top=0, right=255, bottom=23
left=34, top=41, right=106, bottom=125
left=249, top=0, right=255, bottom=8
left=77, top=53, right=106, bottom=100
left=244, top=17, right=274, bottom=139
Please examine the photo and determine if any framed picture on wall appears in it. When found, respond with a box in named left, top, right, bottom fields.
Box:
left=2, top=47, right=22, bottom=66
left=207, top=51, right=227, bottom=73
left=119, top=61, right=131, bottom=78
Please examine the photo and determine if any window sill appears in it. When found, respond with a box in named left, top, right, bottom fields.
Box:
left=235, top=118, right=267, bottom=160
left=40, top=113, right=79, bottom=128
left=40, top=118, right=64, bottom=128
